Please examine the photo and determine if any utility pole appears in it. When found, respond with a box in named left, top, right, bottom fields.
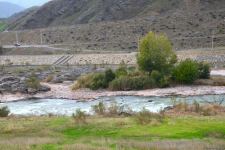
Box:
left=40, top=30, right=43, bottom=45
left=211, top=30, right=214, bottom=51
left=15, top=31, right=19, bottom=44
left=137, top=36, right=140, bottom=51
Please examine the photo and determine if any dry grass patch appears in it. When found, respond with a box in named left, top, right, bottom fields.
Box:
left=43, top=74, right=54, bottom=82
left=117, top=139, right=225, bottom=150
left=134, top=108, right=165, bottom=125
left=166, top=102, right=225, bottom=116
left=63, top=144, right=109, bottom=150
left=0, top=137, right=59, bottom=150
left=63, top=138, right=225, bottom=150
left=195, top=76, right=225, bottom=86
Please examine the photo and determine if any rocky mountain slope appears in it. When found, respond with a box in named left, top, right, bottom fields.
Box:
left=7, top=7, right=39, bottom=29
left=0, top=1, right=24, bottom=18
left=1, top=0, right=225, bottom=51
left=7, top=0, right=191, bottom=29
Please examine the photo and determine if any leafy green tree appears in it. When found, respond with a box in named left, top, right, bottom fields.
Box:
left=137, top=32, right=177, bottom=74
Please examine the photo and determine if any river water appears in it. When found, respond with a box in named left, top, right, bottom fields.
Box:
left=1, top=95, right=225, bottom=116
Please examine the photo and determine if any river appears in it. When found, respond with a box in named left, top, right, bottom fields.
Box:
left=1, top=95, right=225, bottom=116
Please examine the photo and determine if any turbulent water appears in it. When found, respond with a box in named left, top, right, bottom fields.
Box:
left=1, top=95, right=225, bottom=116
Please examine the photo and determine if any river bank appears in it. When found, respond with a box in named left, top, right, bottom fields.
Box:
left=1, top=69, right=225, bottom=102
left=2, top=82, right=225, bottom=102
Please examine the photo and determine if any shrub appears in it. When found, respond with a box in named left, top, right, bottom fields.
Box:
left=128, top=70, right=145, bottom=77
left=170, top=101, right=225, bottom=116
left=92, top=102, right=106, bottom=115
left=89, top=73, right=107, bottom=90
left=198, top=62, right=210, bottom=79
left=159, top=76, right=170, bottom=88
left=72, top=109, right=87, bottom=125
left=44, top=74, right=54, bottom=82
left=72, top=73, right=106, bottom=90
left=0, top=106, right=10, bottom=117
left=72, top=74, right=94, bottom=90
left=174, top=101, right=189, bottom=112
left=104, top=69, right=116, bottom=83
left=109, top=75, right=154, bottom=91
left=150, top=70, right=162, bottom=83
left=172, top=59, right=199, bottom=84
left=92, top=101, right=132, bottom=117
left=72, top=69, right=115, bottom=90
left=0, top=45, right=3, bottom=55
left=26, top=74, right=41, bottom=89
left=115, top=66, right=128, bottom=78
left=107, top=101, right=122, bottom=116
left=134, top=108, right=165, bottom=125
left=150, top=70, right=170, bottom=88
left=137, top=32, right=177, bottom=74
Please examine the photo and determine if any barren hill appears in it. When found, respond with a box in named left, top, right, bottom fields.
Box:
left=6, top=0, right=213, bottom=30
left=2, top=0, right=225, bottom=51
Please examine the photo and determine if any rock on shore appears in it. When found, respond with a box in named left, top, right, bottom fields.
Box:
left=0, top=76, right=50, bottom=94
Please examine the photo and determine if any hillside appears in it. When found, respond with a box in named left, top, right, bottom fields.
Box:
left=7, top=0, right=225, bottom=30
left=7, top=0, right=184, bottom=29
left=1, top=0, right=225, bottom=51
left=0, top=1, right=24, bottom=18
left=7, top=7, right=39, bottom=30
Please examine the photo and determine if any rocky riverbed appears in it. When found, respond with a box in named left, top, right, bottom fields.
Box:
left=0, top=76, right=50, bottom=94
left=2, top=82, right=225, bottom=102
left=1, top=68, right=225, bottom=102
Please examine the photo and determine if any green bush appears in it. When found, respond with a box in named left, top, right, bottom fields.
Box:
left=109, top=75, right=154, bottom=91
left=72, top=73, right=106, bottom=90
left=137, top=32, right=177, bottom=74
left=89, top=73, right=107, bottom=90
left=72, top=69, right=116, bottom=90
left=150, top=70, right=170, bottom=88
left=150, top=70, right=162, bottom=83
left=159, top=76, right=170, bottom=88
left=115, top=67, right=128, bottom=78
left=0, top=106, right=10, bottom=117
left=104, top=69, right=116, bottom=83
left=198, top=62, right=210, bottom=79
left=172, top=59, right=199, bottom=84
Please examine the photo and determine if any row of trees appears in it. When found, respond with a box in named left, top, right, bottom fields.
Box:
left=137, top=32, right=210, bottom=84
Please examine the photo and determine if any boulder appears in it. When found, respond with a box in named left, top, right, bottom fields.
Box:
left=0, top=75, right=50, bottom=94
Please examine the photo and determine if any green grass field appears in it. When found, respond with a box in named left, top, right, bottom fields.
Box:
left=0, top=116, right=225, bottom=150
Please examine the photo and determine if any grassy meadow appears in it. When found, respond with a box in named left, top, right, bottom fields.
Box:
left=0, top=115, right=225, bottom=150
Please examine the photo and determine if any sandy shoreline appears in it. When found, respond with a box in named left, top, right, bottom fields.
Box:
left=1, top=82, right=225, bottom=102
